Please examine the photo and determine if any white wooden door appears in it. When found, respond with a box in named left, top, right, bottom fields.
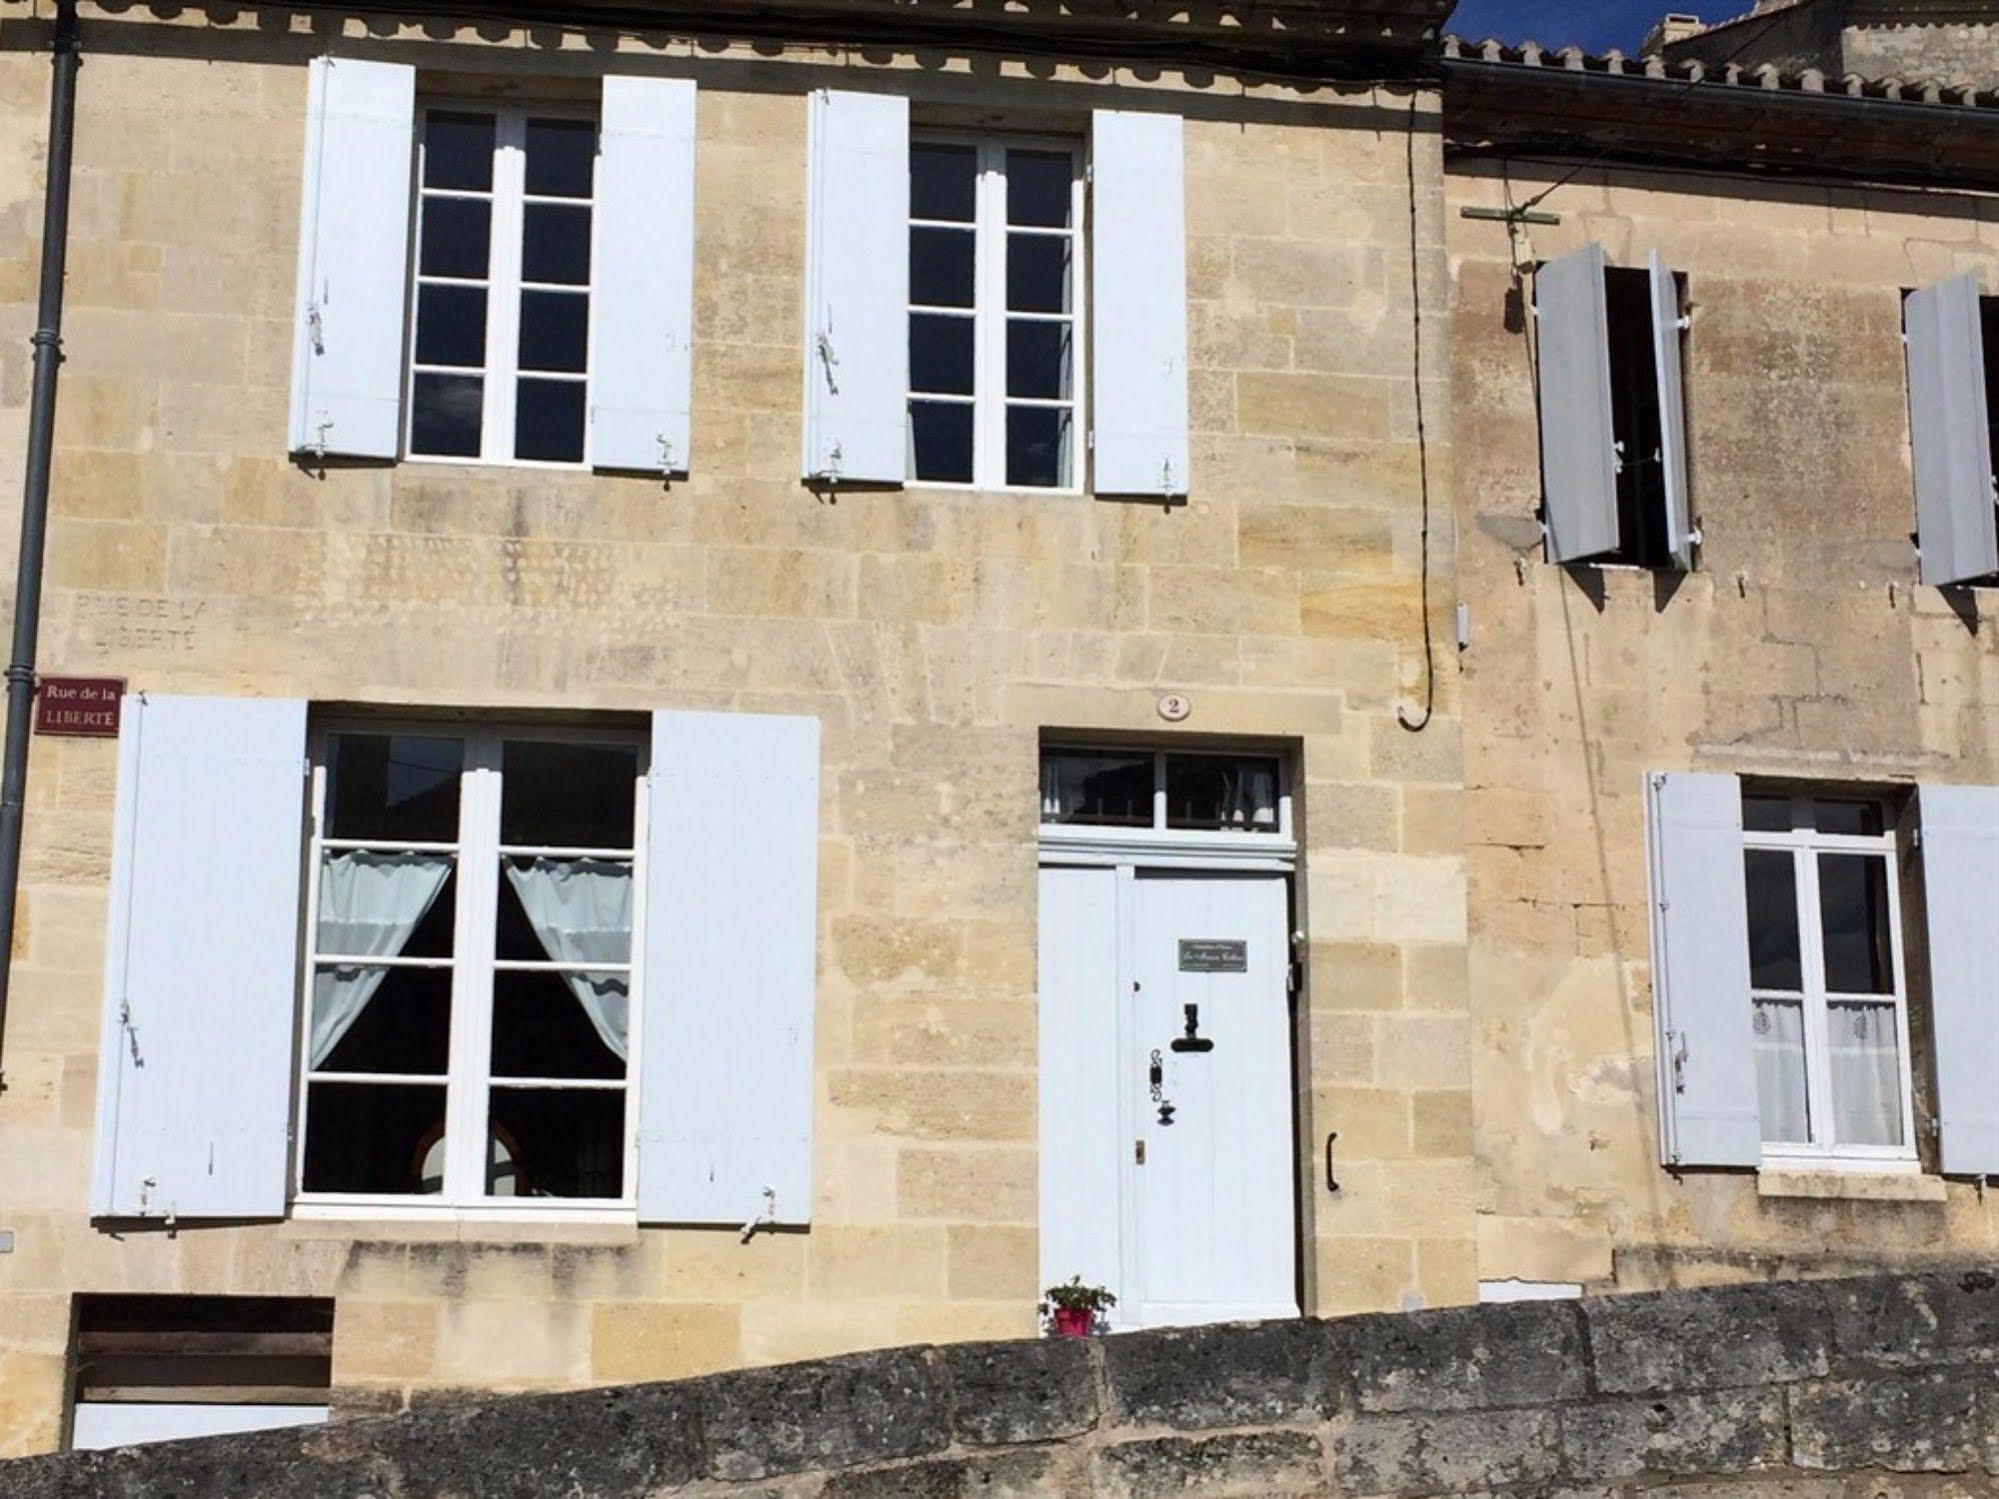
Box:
left=1038, top=865, right=1297, bottom=1331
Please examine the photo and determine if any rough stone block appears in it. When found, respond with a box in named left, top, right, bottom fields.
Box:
left=1827, top=1269, right=1999, bottom=1370
left=818, top=1449, right=1070, bottom=1499
left=1100, top=1318, right=1336, bottom=1431
left=1561, top=1389, right=1788, bottom=1481
left=1586, top=1281, right=1832, bottom=1395
left=1344, top=1297, right=1589, bottom=1413
left=1333, top=1407, right=1559, bottom=1496
left=699, top=1346, right=948, bottom=1482
left=1090, top=1431, right=1326, bottom=1499
left=1789, top=1370, right=1996, bottom=1473
left=938, top=1335, right=1097, bottom=1447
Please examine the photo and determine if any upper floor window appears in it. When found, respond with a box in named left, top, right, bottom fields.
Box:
left=408, top=107, right=598, bottom=466
left=908, top=136, right=1084, bottom=491
left=300, top=724, right=642, bottom=1204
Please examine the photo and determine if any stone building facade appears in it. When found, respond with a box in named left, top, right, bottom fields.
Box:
left=1654, top=0, right=1999, bottom=91
left=0, top=0, right=1472, bottom=1457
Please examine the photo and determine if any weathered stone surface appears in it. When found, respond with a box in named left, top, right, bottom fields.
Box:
left=699, top=1346, right=948, bottom=1482
left=1343, top=1297, right=1589, bottom=1412
left=1826, top=1269, right=1999, bottom=1370
left=1333, top=1407, right=1561, bottom=1496
left=818, top=1448, right=1070, bottom=1499
left=1560, top=1389, right=1789, bottom=1481
left=1090, top=1431, right=1326, bottom=1499
left=938, top=1335, right=1097, bottom=1447
left=1100, top=1318, right=1335, bottom=1430
left=1585, top=1282, right=1832, bottom=1395
left=1788, top=1370, right=1996, bottom=1473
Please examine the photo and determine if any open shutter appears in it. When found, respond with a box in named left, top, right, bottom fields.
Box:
left=637, top=709, right=820, bottom=1225
left=1090, top=109, right=1190, bottom=497
left=1905, top=275, right=1999, bottom=586
left=90, top=695, right=308, bottom=1219
left=592, top=76, right=697, bottom=475
left=287, top=57, right=415, bottom=461
left=800, top=90, right=907, bottom=484
left=1644, top=770, right=1761, bottom=1168
left=1921, top=784, right=1999, bottom=1177
left=1649, top=252, right=1694, bottom=570
left=1536, top=244, right=1620, bottom=563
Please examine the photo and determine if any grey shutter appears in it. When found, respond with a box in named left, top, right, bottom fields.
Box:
left=1650, top=251, right=1694, bottom=570
left=1644, top=770, right=1761, bottom=1168
left=1905, top=275, right=1999, bottom=586
left=1536, top=244, right=1620, bottom=562
left=637, top=709, right=820, bottom=1225
left=1091, top=109, right=1190, bottom=497
left=1921, top=784, right=1999, bottom=1177
left=287, top=56, right=416, bottom=461
left=800, top=90, right=908, bottom=484
left=90, top=695, right=308, bottom=1219
left=591, top=76, right=696, bottom=475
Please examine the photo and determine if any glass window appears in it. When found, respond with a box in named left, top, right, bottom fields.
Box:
left=908, top=136, right=1082, bottom=490
left=1165, top=755, right=1280, bottom=832
left=1039, top=748, right=1287, bottom=836
left=300, top=726, right=643, bottom=1205
left=409, top=107, right=596, bottom=466
left=1040, top=750, right=1151, bottom=827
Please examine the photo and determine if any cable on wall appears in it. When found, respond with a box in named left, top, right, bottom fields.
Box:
left=1397, top=88, right=1437, bottom=734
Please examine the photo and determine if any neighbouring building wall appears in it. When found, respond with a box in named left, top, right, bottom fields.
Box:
left=1448, top=158, right=1999, bottom=1294
left=0, top=4, right=1466, bottom=1456
left=1659, top=2, right=1999, bottom=90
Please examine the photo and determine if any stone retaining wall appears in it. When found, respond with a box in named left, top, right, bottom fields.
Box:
left=8, top=1271, right=1999, bottom=1496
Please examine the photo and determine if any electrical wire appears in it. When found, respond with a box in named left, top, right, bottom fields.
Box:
left=1396, top=87, right=1437, bottom=733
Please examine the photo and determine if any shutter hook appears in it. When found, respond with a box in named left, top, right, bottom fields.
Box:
left=739, top=1185, right=777, bottom=1243
left=815, top=329, right=840, bottom=394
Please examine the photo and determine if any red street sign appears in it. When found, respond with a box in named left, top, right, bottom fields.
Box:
left=35, top=677, right=124, bottom=738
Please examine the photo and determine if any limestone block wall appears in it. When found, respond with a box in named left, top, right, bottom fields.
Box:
left=0, top=3, right=1465, bottom=1456
left=1448, top=157, right=1999, bottom=1294
left=6, top=1270, right=1998, bottom=1495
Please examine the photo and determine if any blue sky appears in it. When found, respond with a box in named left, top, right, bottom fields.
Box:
left=1447, top=1, right=1741, bottom=52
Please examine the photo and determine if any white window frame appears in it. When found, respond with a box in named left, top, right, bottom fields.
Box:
left=292, top=719, right=647, bottom=1218
left=908, top=130, right=1087, bottom=495
left=1037, top=745, right=1296, bottom=872
left=1744, top=792, right=1918, bottom=1172
left=405, top=102, right=598, bottom=470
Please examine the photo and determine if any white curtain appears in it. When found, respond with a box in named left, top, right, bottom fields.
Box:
left=310, top=850, right=453, bottom=1068
left=1216, top=763, right=1278, bottom=829
left=504, top=857, right=633, bottom=1062
left=1830, top=1002, right=1903, bottom=1147
left=1753, top=998, right=1809, bottom=1146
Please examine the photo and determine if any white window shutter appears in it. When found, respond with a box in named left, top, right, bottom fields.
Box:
left=90, top=695, right=309, bottom=1219
left=1644, top=770, right=1761, bottom=1168
left=1536, top=244, right=1620, bottom=563
left=1090, top=109, right=1190, bottom=497
left=287, top=56, right=416, bottom=461
left=592, top=76, right=697, bottom=475
left=800, top=90, right=908, bottom=484
left=1905, top=275, right=1999, bottom=587
left=1921, top=784, right=1999, bottom=1177
left=637, top=709, right=821, bottom=1225
left=1649, top=251, right=1694, bottom=570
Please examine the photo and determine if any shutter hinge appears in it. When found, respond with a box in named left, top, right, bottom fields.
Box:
left=1085, top=161, right=1094, bottom=185
left=815, top=329, right=840, bottom=394
left=118, top=998, right=142, bottom=1066
left=1669, top=1029, right=1689, bottom=1094
left=306, top=297, right=324, bottom=356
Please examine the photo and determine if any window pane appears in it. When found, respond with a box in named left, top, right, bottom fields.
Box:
left=1007, top=150, right=1072, bottom=228
left=1829, top=1000, right=1904, bottom=1147
left=1005, top=404, right=1070, bottom=489
left=909, top=400, right=974, bottom=483
left=521, top=203, right=591, bottom=286
left=518, top=290, right=589, bottom=374
left=1007, top=234, right=1070, bottom=313
left=1006, top=319, right=1072, bottom=400
left=1818, top=853, right=1894, bottom=994
left=414, top=283, right=488, bottom=369
left=1814, top=799, right=1884, bottom=837
left=315, top=850, right=456, bottom=961
left=524, top=118, right=595, bottom=198
left=513, top=378, right=586, bottom=463
left=910, top=313, right=974, bottom=396
left=487, top=1087, right=625, bottom=1198
left=499, top=740, right=639, bottom=848
left=490, top=970, right=626, bottom=1081
left=308, top=965, right=451, bottom=1076
left=418, top=196, right=492, bottom=280
left=496, top=856, right=632, bottom=966
left=1040, top=750, right=1151, bottom=827
left=1743, top=849, right=1803, bottom=991
left=301, top=1082, right=446, bottom=1195
left=911, top=143, right=976, bottom=222
left=422, top=113, right=494, bottom=191
left=1166, top=754, right=1280, bottom=832
left=911, top=227, right=974, bottom=308
left=411, top=372, right=484, bottom=457
left=1741, top=793, right=1793, bottom=833
left=325, top=734, right=463, bottom=842
left=1752, top=998, right=1810, bottom=1146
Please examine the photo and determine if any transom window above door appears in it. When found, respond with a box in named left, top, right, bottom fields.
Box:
left=300, top=723, right=644, bottom=1208
left=1040, top=747, right=1285, bottom=835
left=908, top=136, right=1083, bottom=491
left=408, top=107, right=597, bottom=466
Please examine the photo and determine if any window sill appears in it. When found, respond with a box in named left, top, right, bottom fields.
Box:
left=284, top=1205, right=640, bottom=1245
left=1756, top=1168, right=1947, bottom=1203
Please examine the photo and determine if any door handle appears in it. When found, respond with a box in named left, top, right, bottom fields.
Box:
left=1325, top=1131, right=1341, bottom=1194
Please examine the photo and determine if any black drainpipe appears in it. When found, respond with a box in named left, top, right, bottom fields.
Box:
left=0, top=0, right=81, bottom=1086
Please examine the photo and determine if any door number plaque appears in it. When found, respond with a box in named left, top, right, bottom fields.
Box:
left=1178, top=939, right=1246, bottom=973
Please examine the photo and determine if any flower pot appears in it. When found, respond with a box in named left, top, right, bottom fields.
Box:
left=1050, top=1306, right=1094, bottom=1338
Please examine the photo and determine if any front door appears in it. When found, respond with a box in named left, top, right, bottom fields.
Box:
left=1038, top=865, right=1298, bottom=1330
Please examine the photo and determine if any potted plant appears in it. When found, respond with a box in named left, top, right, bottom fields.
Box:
left=1040, top=1277, right=1116, bottom=1338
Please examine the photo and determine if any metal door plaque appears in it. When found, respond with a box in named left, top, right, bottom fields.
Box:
left=1178, top=939, right=1246, bottom=973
